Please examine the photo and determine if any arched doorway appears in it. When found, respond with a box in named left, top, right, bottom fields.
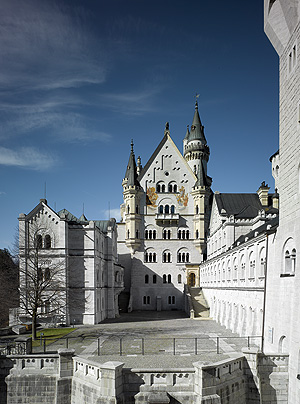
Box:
left=188, top=272, right=195, bottom=287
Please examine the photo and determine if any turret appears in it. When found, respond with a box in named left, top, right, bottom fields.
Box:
left=122, top=140, right=143, bottom=254
left=184, top=101, right=210, bottom=175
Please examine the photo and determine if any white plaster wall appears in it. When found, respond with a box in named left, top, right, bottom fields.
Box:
left=264, top=4, right=300, bottom=402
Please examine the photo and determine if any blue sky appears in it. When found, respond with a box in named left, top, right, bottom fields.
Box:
left=0, top=0, right=279, bottom=249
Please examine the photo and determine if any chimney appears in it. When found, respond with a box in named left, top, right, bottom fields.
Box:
left=137, top=156, right=142, bottom=176
left=257, top=181, right=270, bottom=208
left=272, top=188, right=279, bottom=209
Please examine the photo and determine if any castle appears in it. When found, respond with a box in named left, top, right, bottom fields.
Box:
left=9, top=0, right=300, bottom=402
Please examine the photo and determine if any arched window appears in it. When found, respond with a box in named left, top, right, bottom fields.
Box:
left=168, top=230, right=171, bottom=239
left=145, top=274, right=149, bottom=284
left=249, top=252, right=255, bottom=278
left=178, top=230, right=181, bottom=239
left=127, top=230, right=130, bottom=239
left=36, top=234, right=43, bottom=249
left=282, top=238, right=296, bottom=275
left=178, top=274, right=182, bottom=283
left=161, top=184, right=165, bottom=193
left=136, top=205, right=139, bottom=214
left=163, top=230, right=167, bottom=239
left=136, top=230, right=139, bottom=239
left=163, top=250, right=171, bottom=263
left=174, top=185, right=177, bottom=193
left=171, top=205, right=175, bottom=214
left=291, top=249, right=296, bottom=273
left=127, top=205, right=130, bottom=214
left=149, top=230, right=152, bottom=239
left=153, top=230, right=156, bottom=239
left=168, top=184, right=172, bottom=192
left=159, top=205, right=164, bottom=214
left=285, top=249, right=291, bottom=272
left=143, top=296, right=151, bottom=305
left=233, top=258, right=238, bottom=280
left=240, top=255, right=246, bottom=279
left=168, top=274, right=172, bottom=283
left=44, top=235, right=51, bottom=249
left=186, top=230, right=189, bottom=240
left=195, top=205, right=199, bottom=214
left=156, top=183, right=161, bottom=193
left=195, top=229, right=199, bottom=239
left=145, top=230, right=148, bottom=239
left=163, top=274, right=167, bottom=283
left=259, top=248, right=266, bottom=277
left=165, top=205, right=169, bottom=214
left=168, top=296, right=175, bottom=305
left=279, top=335, right=287, bottom=353
left=153, top=274, right=157, bottom=284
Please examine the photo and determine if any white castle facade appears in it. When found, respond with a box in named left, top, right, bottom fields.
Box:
left=14, top=1, right=300, bottom=401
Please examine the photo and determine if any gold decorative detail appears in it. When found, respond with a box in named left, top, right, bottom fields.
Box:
left=147, top=187, right=158, bottom=207
left=176, top=186, right=188, bottom=207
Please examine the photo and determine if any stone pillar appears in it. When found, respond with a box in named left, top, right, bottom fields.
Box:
left=58, top=348, right=75, bottom=377
left=15, top=336, right=32, bottom=354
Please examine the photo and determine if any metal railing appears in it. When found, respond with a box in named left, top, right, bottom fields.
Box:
left=32, top=334, right=262, bottom=356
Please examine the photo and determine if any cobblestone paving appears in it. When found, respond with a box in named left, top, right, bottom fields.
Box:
left=35, top=311, right=261, bottom=368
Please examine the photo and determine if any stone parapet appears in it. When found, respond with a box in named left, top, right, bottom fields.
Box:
left=72, top=356, right=124, bottom=403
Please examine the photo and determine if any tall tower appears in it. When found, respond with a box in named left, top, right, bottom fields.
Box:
left=191, top=161, right=212, bottom=257
left=183, top=100, right=210, bottom=175
left=122, top=141, right=143, bottom=254
left=185, top=102, right=212, bottom=257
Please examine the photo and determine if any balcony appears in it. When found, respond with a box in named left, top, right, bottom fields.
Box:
left=155, top=213, right=179, bottom=225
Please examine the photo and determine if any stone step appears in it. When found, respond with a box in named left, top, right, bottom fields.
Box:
left=189, top=287, right=210, bottom=318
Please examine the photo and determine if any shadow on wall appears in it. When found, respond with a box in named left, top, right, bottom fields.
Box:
left=0, top=357, right=13, bottom=404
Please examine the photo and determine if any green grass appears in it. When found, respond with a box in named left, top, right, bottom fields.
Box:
left=31, top=327, right=75, bottom=347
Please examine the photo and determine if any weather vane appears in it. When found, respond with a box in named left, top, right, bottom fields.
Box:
left=195, top=93, right=200, bottom=100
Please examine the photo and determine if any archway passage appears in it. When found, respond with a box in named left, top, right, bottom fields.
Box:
left=188, top=272, right=196, bottom=287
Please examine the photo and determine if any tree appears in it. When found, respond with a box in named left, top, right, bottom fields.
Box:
left=19, top=221, right=67, bottom=340
left=0, top=249, right=19, bottom=327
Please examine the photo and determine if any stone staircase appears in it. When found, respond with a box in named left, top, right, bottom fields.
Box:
left=189, top=287, right=210, bottom=318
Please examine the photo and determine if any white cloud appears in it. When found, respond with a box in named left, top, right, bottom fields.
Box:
left=0, top=146, right=57, bottom=170
left=0, top=0, right=108, bottom=90
left=100, top=88, right=161, bottom=116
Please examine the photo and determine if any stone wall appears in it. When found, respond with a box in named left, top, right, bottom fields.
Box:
left=5, top=349, right=74, bottom=404
left=195, top=356, right=247, bottom=404
left=71, top=356, right=124, bottom=404
left=2, top=350, right=290, bottom=403
left=243, top=348, right=289, bottom=404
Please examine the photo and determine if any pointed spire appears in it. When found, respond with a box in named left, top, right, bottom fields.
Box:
left=188, top=100, right=207, bottom=144
left=194, top=159, right=208, bottom=187
left=124, top=140, right=140, bottom=187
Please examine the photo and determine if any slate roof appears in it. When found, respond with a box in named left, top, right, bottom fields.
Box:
left=124, top=140, right=140, bottom=187
left=57, top=209, right=116, bottom=232
left=186, top=101, right=207, bottom=144
left=215, top=193, right=266, bottom=219
left=194, top=160, right=209, bottom=187
left=233, top=215, right=279, bottom=247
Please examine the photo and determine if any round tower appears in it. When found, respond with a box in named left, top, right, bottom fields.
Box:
left=122, top=140, right=143, bottom=254
left=183, top=101, right=210, bottom=175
